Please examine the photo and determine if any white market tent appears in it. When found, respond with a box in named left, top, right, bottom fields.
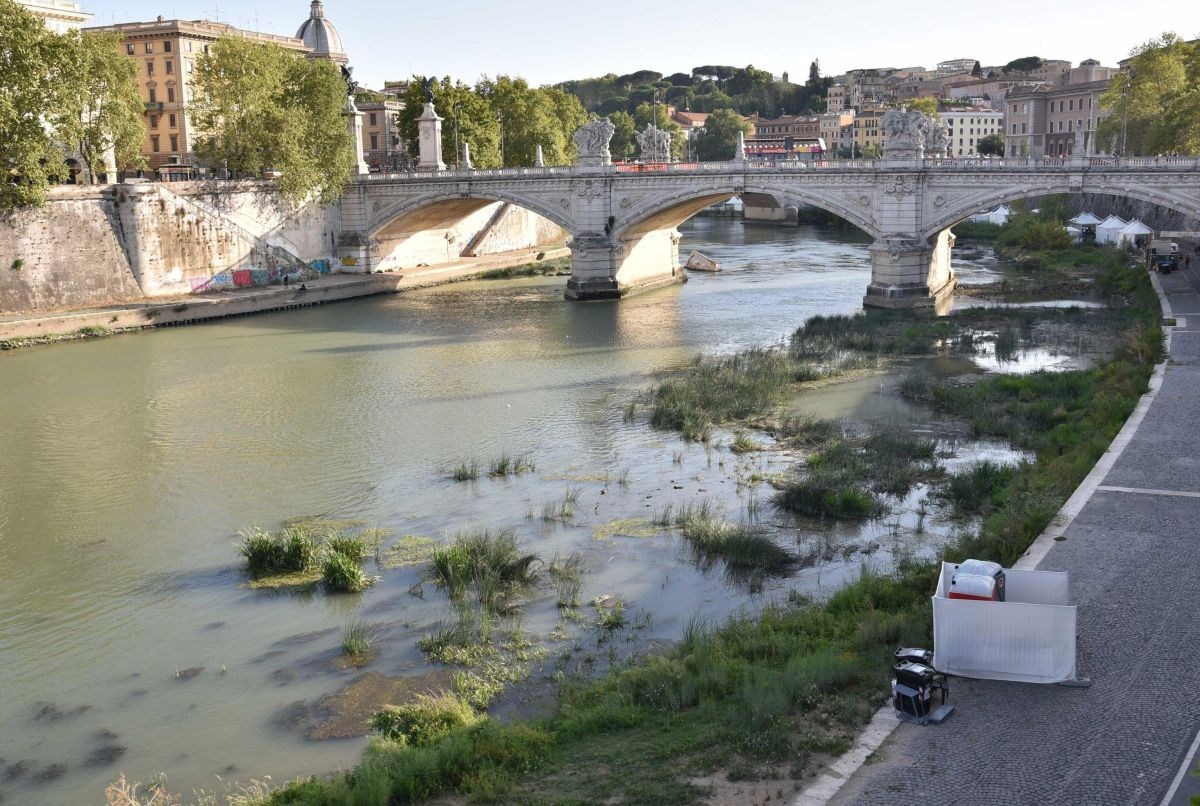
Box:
left=1117, top=219, right=1155, bottom=247
left=1069, top=212, right=1103, bottom=226
left=932, top=562, right=1077, bottom=684
left=970, top=204, right=1012, bottom=225
left=1096, top=215, right=1128, bottom=245
left=1065, top=225, right=1083, bottom=243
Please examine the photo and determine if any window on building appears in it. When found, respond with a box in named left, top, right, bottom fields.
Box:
left=186, top=60, right=193, bottom=74
left=370, top=134, right=378, bottom=149
left=168, top=113, right=176, bottom=128
left=1078, top=119, right=1083, bottom=131
left=1012, top=123, right=1017, bottom=134
left=165, top=60, right=173, bottom=75
left=1068, top=120, right=1073, bottom=132
left=369, top=113, right=377, bottom=126
left=148, top=88, right=157, bottom=103
left=167, top=87, right=175, bottom=103
left=170, top=134, right=178, bottom=151
left=146, top=61, right=154, bottom=76
left=164, top=41, right=172, bottom=53
left=150, top=135, right=160, bottom=152
left=126, top=43, right=135, bottom=55
left=149, top=114, right=158, bottom=128
left=145, top=42, right=153, bottom=54
left=1069, top=99, right=1074, bottom=110
left=185, top=40, right=192, bottom=53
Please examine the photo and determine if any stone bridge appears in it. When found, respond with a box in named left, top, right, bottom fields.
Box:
left=335, top=155, right=1200, bottom=307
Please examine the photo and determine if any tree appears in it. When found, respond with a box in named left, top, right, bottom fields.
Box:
left=0, top=0, right=84, bottom=210
left=398, top=77, right=500, bottom=168
left=477, top=76, right=587, bottom=166
left=191, top=37, right=354, bottom=204
left=694, top=109, right=751, bottom=161
left=607, top=111, right=635, bottom=160
left=1002, top=56, right=1043, bottom=75
left=1098, top=34, right=1198, bottom=155
left=63, top=31, right=146, bottom=180
left=908, top=97, right=940, bottom=119
left=971, top=61, right=983, bottom=77
left=860, top=143, right=883, bottom=159
left=977, top=133, right=1006, bottom=156
left=633, top=102, right=686, bottom=160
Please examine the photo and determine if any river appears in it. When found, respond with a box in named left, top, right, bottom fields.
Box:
left=0, top=217, right=1006, bottom=803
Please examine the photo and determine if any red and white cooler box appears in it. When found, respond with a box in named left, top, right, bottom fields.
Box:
left=932, top=561, right=1076, bottom=683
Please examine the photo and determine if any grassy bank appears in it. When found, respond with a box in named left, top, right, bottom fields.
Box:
left=246, top=258, right=1160, bottom=804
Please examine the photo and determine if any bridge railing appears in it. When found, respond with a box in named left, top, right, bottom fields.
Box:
left=354, top=155, right=1200, bottom=183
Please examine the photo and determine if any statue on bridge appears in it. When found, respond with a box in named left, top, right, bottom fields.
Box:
left=636, top=124, right=672, bottom=164
left=882, top=108, right=930, bottom=160
left=573, top=119, right=616, bottom=168
left=923, top=117, right=950, bottom=159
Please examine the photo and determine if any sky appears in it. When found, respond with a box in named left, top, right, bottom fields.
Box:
left=83, top=0, right=1198, bottom=91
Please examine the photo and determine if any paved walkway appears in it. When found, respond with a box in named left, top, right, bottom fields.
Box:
left=832, top=268, right=1200, bottom=806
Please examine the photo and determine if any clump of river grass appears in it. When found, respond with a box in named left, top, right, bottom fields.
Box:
left=548, top=553, right=584, bottom=610
left=237, top=520, right=380, bottom=592
left=341, top=619, right=378, bottom=665
left=941, top=460, right=1019, bottom=517
left=489, top=452, right=536, bottom=477
left=427, top=529, right=542, bottom=615
left=370, top=692, right=481, bottom=746
left=676, top=504, right=795, bottom=579
left=540, top=485, right=582, bottom=523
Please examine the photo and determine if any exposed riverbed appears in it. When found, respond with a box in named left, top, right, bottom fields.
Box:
left=0, top=218, right=1079, bottom=803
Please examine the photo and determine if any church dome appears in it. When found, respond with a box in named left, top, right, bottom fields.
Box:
left=296, top=1, right=347, bottom=65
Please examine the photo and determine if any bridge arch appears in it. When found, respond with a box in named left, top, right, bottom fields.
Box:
left=612, top=182, right=878, bottom=242
left=364, top=186, right=577, bottom=273
left=925, top=178, right=1200, bottom=240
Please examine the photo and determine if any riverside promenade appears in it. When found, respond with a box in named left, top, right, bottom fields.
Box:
left=830, top=268, right=1200, bottom=805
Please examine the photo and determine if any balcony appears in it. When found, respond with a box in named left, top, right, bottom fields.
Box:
left=145, top=102, right=164, bottom=112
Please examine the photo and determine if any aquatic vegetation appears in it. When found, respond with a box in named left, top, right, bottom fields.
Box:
left=489, top=452, right=536, bottom=477
left=370, top=692, right=480, bottom=747
left=341, top=619, right=378, bottom=661
left=593, top=598, right=627, bottom=632
left=326, top=534, right=369, bottom=562
left=730, top=431, right=764, bottom=453
left=381, top=535, right=437, bottom=569
left=942, top=460, right=1018, bottom=517
left=451, top=460, right=480, bottom=482
left=238, top=526, right=320, bottom=577
left=540, top=485, right=582, bottom=523
left=773, top=473, right=884, bottom=519
left=426, top=529, right=542, bottom=614
left=322, top=552, right=373, bottom=593
left=650, top=348, right=820, bottom=441
left=679, top=514, right=795, bottom=575
left=548, top=553, right=584, bottom=609
left=771, top=415, right=839, bottom=446
left=591, top=518, right=659, bottom=541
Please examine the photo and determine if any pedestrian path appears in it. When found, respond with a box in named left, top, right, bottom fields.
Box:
left=831, top=269, right=1200, bottom=806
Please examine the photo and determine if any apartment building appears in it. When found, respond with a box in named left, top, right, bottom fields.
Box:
left=941, top=110, right=1004, bottom=156
left=1003, top=59, right=1117, bottom=157
left=84, top=17, right=310, bottom=174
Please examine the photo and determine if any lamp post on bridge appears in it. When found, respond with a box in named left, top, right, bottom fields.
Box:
left=453, top=102, right=461, bottom=169
left=1120, top=71, right=1132, bottom=157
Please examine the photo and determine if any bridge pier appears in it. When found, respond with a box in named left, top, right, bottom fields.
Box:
left=564, top=229, right=687, bottom=301
left=863, top=229, right=956, bottom=309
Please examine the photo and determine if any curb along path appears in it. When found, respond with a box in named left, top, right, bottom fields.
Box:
left=802, top=269, right=1200, bottom=806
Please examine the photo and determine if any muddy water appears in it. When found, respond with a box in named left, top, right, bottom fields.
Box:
left=0, top=218, right=1022, bottom=803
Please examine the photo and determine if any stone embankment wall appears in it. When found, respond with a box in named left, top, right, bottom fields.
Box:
left=1075, top=193, right=1200, bottom=232
left=0, top=187, right=143, bottom=313
left=0, top=182, right=560, bottom=315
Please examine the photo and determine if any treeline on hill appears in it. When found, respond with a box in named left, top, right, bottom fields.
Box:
left=557, top=61, right=832, bottom=120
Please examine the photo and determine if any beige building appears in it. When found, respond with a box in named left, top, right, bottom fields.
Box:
left=851, top=107, right=886, bottom=154
left=359, top=98, right=406, bottom=171
left=826, top=84, right=846, bottom=113
left=84, top=17, right=309, bottom=175
left=941, top=110, right=1003, bottom=156
left=819, top=111, right=854, bottom=154
left=17, top=0, right=90, bottom=32
left=1004, top=60, right=1118, bottom=157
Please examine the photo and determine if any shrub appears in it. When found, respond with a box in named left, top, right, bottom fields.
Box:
left=370, top=693, right=480, bottom=747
